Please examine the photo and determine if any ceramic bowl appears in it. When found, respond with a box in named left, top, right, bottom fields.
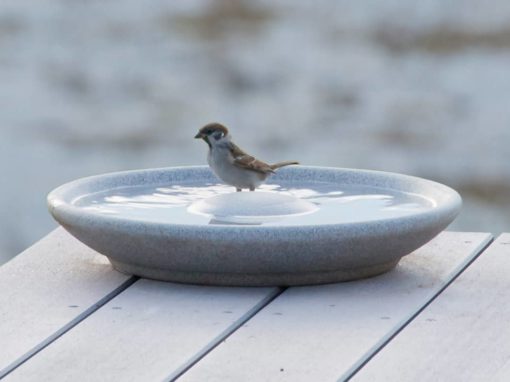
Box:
left=47, top=166, right=462, bottom=286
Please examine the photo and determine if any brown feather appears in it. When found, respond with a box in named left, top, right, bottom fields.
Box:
left=228, top=142, right=275, bottom=175
left=270, top=161, right=299, bottom=170
left=198, top=122, right=229, bottom=136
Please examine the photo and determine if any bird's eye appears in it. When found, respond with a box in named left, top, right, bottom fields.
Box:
left=206, top=129, right=212, bottom=134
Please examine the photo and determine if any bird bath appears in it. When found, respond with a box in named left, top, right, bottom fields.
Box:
left=47, top=166, right=462, bottom=286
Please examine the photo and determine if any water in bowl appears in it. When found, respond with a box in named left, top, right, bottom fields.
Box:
left=75, top=181, right=435, bottom=226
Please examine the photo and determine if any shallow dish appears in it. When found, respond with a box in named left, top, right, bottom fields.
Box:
left=47, top=166, right=461, bottom=286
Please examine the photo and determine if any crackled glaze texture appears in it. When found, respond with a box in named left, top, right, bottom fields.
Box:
left=47, top=166, right=462, bottom=286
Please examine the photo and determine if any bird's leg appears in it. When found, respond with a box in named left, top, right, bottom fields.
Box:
left=236, top=188, right=242, bottom=192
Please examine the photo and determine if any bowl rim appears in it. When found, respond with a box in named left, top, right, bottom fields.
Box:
left=47, top=165, right=462, bottom=232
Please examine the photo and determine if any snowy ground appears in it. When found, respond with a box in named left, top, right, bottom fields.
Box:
left=1, top=0, right=509, bottom=263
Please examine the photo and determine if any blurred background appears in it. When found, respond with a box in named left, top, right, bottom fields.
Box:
left=1, top=0, right=509, bottom=264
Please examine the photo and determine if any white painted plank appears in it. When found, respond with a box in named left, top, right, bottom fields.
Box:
left=352, top=234, right=510, bottom=382
left=4, top=280, right=279, bottom=382
left=0, top=228, right=131, bottom=375
left=178, top=232, right=491, bottom=382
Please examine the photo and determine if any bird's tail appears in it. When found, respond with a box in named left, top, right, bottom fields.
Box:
left=270, top=161, right=299, bottom=170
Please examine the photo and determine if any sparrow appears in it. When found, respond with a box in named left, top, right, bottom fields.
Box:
left=194, top=123, right=299, bottom=191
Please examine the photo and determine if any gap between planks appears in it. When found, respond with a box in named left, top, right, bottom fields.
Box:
left=167, top=287, right=286, bottom=382
left=0, top=276, right=139, bottom=379
left=341, top=235, right=495, bottom=382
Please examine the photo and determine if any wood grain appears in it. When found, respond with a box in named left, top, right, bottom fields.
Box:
left=178, top=232, right=491, bottom=382
left=0, top=228, right=131, bottom=376
left=353, top=234, right=510, bottom=382
left=4, top=279, right=280, bottom=382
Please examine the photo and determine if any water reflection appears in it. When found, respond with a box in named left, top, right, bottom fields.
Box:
left=77, top=182, right=434, bottom=226
left=208, top=218, right=263, bottom=226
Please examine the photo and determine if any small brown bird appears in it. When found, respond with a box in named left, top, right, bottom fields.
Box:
left=194, top=123, right=299, bottom=191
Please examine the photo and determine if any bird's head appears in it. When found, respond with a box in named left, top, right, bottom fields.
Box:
left=194, top=123, right=230, bottom=147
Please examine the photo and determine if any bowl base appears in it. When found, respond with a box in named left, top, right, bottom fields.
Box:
left=109, top=258, right=401, bottom=287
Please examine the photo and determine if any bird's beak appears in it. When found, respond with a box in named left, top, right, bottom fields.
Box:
left=194, top=132, right=204, bottom=139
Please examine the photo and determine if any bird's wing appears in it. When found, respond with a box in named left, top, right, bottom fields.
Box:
left=228, top=142, right=275, bottom=174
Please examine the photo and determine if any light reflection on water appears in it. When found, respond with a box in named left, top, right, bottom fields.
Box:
left=76, top=182, right=434, bottom=226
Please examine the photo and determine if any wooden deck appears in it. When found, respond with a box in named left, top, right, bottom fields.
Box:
left=1, top=228, right=508, bottom=381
